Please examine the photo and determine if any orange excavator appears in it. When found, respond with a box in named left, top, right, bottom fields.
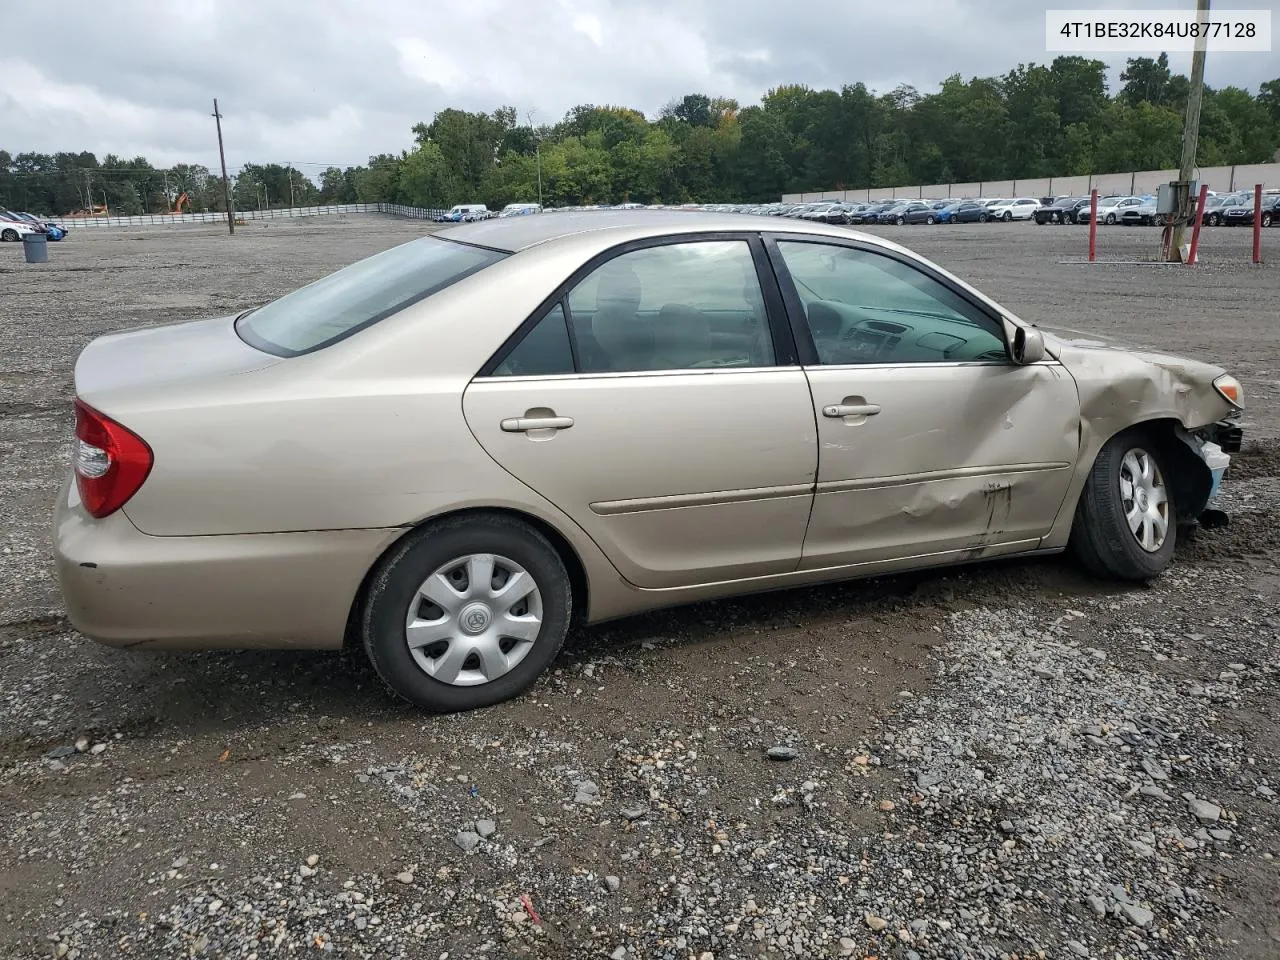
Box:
left=170, top=192, right=190, bottom=214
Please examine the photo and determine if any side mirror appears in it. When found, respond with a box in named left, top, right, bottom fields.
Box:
left=1012, top=326, right=1045, bottom=365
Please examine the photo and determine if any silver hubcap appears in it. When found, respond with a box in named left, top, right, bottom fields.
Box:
left=404, top=553, right=542, bottom=686
left=1119, top=448, right=1169, bottom=553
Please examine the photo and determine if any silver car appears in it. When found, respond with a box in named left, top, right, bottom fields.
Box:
left=54, top=212, right=1244, bottom=712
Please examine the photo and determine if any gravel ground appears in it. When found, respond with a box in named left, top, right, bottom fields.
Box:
left=1, top=216, right=1277, bottom=959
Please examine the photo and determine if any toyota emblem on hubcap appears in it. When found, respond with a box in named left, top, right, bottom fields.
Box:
left=460, top=603, right=492, bottom=635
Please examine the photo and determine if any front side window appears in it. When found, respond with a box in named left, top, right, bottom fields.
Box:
left=564, top=240, right=775, bottom=373
left=237, top=237, right=505, bottom=356
left=775, top=241, right=1008, bottom=366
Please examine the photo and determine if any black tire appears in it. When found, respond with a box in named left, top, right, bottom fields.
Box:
left=1070, top=430, right=1177, bottom=581
left=926, top=215, right=935, bottom=224
left=895, top=216, right=905, bottom=225
left=1264, top=212, right=1274, bottom=227
left=978, top=213, right=988, bottom=223
left=0, top=228, right=17, bottom=242
left=1209, top=214, right=1220, bottom=226
left=1002, top=211, right=1012, bottom=222
left=1105, top=213, right=1116, bottom=225
left=361, top=514, right=572, bottom=712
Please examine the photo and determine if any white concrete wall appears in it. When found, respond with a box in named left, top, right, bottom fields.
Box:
left=1049, top=175, right=1092, bottom=196
left=780, top=162, right=1280, bottom=202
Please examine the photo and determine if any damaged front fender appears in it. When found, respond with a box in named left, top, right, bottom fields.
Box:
left=1040, top=335, right=1240, bottom=549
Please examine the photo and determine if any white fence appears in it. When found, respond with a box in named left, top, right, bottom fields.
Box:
left=55, top=202, right=448, bottom=229
left=782, top=161, right=1280, bottom=203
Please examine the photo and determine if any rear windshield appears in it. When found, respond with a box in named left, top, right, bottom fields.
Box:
left=236, top=236, right=506, bottom=356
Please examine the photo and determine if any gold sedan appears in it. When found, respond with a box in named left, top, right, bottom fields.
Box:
left=54, top=212, right=1244, bottom=711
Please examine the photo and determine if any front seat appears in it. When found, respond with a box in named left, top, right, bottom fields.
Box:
left=587, top=260, right=651, bottom=371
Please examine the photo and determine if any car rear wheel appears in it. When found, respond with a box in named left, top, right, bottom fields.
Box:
left=1070, top=431, right=1176, bottom=581
left=1, top=228, right=17, bottom=242
left=362, top=514, right=572, bottom=712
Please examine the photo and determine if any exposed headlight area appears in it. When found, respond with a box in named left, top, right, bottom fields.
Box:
left=1213, top=374, right=1243, bottom=408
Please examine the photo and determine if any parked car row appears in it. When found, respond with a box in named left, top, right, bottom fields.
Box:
left=1037, top=190, right=1280, bottom=227
left=0, top=208, right=68, bottom=241
left=438, top=193, right=1280, bottom=228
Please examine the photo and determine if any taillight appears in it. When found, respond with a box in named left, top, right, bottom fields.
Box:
left=73, top=399, right=153, bottom=518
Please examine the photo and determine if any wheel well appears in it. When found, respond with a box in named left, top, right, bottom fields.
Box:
left=1107, top=418, right=1213, bottom=524
left=342, top=507, right=591, bottom=653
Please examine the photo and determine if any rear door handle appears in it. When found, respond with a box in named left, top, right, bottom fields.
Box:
left=500, top=416, right=575, bottom=432
left=823, top=403, right=881, bottom=418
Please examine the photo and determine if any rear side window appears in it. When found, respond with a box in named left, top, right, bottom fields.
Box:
left=236, top=236, right=506, bottom=356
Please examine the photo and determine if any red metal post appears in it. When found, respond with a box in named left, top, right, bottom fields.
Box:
left=1187, top=184, right=1209, bottom=265
left=1254, top=183, right=1263, bottom=264
left=1088, top=189, right=1098, bottom=262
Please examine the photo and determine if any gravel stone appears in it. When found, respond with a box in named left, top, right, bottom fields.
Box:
left=454, top=831, right=481, bottom=852
left=766, top=746, right=798, bottom=761
left=603, top=875, right=621, bottom=893
left=474, top=819, right=497, bottom=838
left=1187, top=798, right=1222, bottom=823
left=1121, top=902, right=1154, bottom=927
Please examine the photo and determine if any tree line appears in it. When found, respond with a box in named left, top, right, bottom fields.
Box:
left=2, top=55, right=1277, bottom=216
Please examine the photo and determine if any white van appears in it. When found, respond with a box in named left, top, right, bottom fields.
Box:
left=436, top=204, right=490, bottom=223
left=499, top=203, right=542, bottom=217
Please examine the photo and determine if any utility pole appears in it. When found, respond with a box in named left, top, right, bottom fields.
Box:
left=287, top=164, right=295, bottom=208
left=527, top=110, right=543, bottom=207
left=212, top=98, right=234, bottom=234
left=1166, top=0, right=1210, bottom=261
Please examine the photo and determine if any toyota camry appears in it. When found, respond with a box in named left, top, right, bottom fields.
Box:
left=54, top=212, right=1245, bottom=712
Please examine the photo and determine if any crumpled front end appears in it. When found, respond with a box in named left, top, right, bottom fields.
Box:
left=1040, top=334, right=1244, bottom=547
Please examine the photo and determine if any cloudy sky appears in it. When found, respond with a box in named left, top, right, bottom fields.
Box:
left=2, top=0, right=1277, bottom=177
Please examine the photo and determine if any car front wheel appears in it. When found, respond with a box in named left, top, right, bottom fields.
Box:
left=926, top=215, right=935, bottom=224
left=895, top=216, right=905, bottom=225
left=1264, top=212, right=1274, bottom=227
left=362, top=514, right=573, bottom=712
left=1070, top=431, right=1176, bottom=580
left=978, top=213, right=988, bottom=222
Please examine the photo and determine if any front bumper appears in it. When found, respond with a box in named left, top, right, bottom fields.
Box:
left=53, top=476, right=400, bottom=650
left=1192, top=419, right=1243, bottom=504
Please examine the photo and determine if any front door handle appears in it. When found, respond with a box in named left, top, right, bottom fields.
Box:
left=822, top=403, right=881, bottom=418
left=500, top=415, right=574, bottom=433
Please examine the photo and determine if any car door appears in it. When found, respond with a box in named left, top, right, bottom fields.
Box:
left=765, top=235, right=1081, bottom=570
left=462, top=235, right=818, bottom=589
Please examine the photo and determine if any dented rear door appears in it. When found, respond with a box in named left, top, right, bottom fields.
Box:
left=800, top=362, right=1079, bottom=568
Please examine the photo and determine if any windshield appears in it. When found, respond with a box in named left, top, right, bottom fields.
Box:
left=236, top=237, right=506, bottom=356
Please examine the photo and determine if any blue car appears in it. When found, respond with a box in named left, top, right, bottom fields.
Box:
left=16, top=212, right=66, bottom=240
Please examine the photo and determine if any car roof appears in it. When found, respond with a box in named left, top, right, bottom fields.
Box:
left=434, top=210, right=881, bottom=253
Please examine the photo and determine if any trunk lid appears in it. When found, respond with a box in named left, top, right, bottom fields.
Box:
left=74, top=314, right=281, bottom=411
